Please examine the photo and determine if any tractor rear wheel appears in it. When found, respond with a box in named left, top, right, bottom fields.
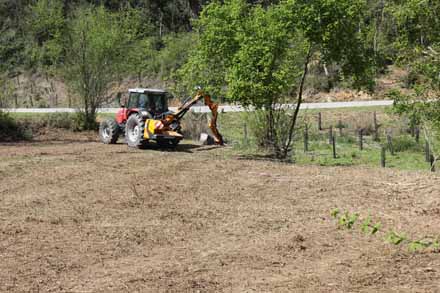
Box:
left=125, top=114, right=147, bottom=148
left=99, top=118, right=120, bottom=144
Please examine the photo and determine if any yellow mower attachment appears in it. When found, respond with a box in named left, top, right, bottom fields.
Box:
left=144, top=119, right=184, bottom=141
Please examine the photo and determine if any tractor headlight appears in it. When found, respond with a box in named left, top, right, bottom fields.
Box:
left=141, top=111, right=149, bottom=117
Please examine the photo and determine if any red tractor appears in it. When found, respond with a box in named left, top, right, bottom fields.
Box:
left=99, top=88, right=223, bottom=148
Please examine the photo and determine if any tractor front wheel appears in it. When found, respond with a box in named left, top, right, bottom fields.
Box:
left=99, top=118, right=120, bottom=144
left=125, top=114, right=147, bottom=148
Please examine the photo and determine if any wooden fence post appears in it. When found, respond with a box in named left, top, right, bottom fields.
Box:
left=425, top=141, right=430, bottom=162
left=332, top=135, right=337, bottom=159
left=381, top=146, right=386, bottom=168
left=358, top=129, right=364, bottom=151
left=415, top=127, right=420, bottom=143
left=304, top=123, right=309, bottom=153
left=373, top=111, right=380, bottom=142
left=387, top=133, right=394, bottom=156
left=337, top=120, right=343, bottom=136
left=243, top=123, right=248, bottom=145
left=318, top=112, right=322, bottom=131
left=328, top=126, right=333, bottom=144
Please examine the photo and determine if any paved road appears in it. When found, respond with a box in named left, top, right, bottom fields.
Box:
left=2, top=100, right=393, bottom=114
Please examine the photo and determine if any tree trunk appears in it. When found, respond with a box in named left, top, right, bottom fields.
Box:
left=323, top=62, right=332, bottom=91
left=283, top=48, right=312, bottom=159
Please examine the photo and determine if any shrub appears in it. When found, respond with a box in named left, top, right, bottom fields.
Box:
left=0, top=111, right=27, bottom=141
left=46, top=112, right=76, bottom=129
left=12, top=112, right=97, bottom=137
left=72, top=112, right=98, bottom=131
left=392, top=136, right=423, bottom=152
left=245, top=109, right=298, bottom=159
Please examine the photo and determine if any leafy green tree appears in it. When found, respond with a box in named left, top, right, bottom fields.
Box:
left=157, top=33, right=196, bottom=80
left=63, top=6, right=128, bottom=129
left=126, top=38, right=158, bottom=84
left=391, top=0, right=440, bottom=56
left=390, top=1, right=440, bottom=168
left=392, top=46, right=440, bottom=169
left=26, top=0, right=65, bottom=70
left=0, top=0, right=30, bottom=72
left=180, top=0, right=374, bottom=159
left=0, top=76, right=15, bottom=108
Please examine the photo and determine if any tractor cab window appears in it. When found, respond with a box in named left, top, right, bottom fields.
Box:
left=148, top=93, right=168, bottom=113
left=139, top=94, right=148, bottom=109
left=128, top=93, right=140, bottom=108
left=128, top=91, right=169, bottom=115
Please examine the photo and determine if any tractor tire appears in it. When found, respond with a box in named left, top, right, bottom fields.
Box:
left=99, top=118, right=120, bottom=144
left=125, top=114, right=147, bottom=148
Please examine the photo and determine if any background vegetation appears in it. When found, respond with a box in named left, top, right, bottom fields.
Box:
left=1, top=0, right=439, bottom=163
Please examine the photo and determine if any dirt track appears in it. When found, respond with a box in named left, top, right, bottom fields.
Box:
left=1, top=135, right=440, bottom=292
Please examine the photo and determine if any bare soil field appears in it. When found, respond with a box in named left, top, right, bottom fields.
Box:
left=1, top=133, right=440, bottom=292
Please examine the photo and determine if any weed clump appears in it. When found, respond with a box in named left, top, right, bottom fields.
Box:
left=330, top=208, right=440, bottom=253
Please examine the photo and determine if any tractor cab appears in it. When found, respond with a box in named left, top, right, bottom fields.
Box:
left=116, top=88, right=172, bottom=124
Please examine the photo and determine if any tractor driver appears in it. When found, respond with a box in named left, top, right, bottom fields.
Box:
left=147, top=98, right=157, bottom=116
left=139, top=94, right=148, bottom=109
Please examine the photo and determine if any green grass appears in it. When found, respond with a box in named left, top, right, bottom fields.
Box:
left=293, top=136, right=429, bottom=171
left=217, top=109, right=432, bottom=172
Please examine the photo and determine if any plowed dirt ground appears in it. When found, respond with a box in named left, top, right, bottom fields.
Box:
left=1, top=133, right=440, bottom=292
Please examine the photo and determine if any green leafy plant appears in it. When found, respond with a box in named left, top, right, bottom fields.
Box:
left=408, top=239, right=432, bottom=252
left=330, top=208, right=340, bottom=219
left=361, top=215, right=381, bottom=235
left=337, top=212, right=347, bottom=228
left=361, top=215, right=371, bottom=234
left=432, top=239, right=440, bottom=250
left=347, top=213, right=359, bottom=229
left=371, top=222, right=381, bottom=235
left=330, top=209, right=439, bottom=253
left=386, top=231, right=407, bottom=245
left=338, top=211, right=359, bottom=229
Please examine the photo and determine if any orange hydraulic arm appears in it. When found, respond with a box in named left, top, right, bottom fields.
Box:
left=203, top=94, right=224, bottom=145
left=163, top=89, right=224, bottom=145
